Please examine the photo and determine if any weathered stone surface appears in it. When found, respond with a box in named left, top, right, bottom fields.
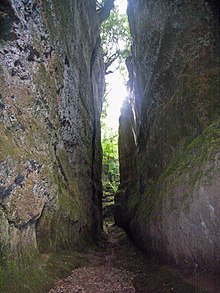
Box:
left=0, top=0, right=104, bottom=259
left=115, top=0, right=220, bottom=272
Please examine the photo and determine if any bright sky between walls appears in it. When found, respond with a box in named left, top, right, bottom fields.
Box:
left=103, top=0, right=129, bottom=131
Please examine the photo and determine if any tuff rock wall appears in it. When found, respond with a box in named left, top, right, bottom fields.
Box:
left=115, top=0, right=220, bottom=272
left=0, top=0, right=104, bottom=260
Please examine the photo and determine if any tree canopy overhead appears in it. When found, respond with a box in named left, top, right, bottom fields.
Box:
left=100, top=1, right=130, bottom=75
left=99, top=0, right=130, bottom=195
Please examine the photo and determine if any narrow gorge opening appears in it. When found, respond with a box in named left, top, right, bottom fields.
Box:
left=1, top=0, right=219, bottom=291
left=100, top=0, right=130, bottom=223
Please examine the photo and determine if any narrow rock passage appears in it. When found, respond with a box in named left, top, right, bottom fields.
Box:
left=48, top=223, right=218, bottom=293
left=49, top=225, right=135, bottom=293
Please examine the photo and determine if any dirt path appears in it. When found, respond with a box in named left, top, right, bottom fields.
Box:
left=49, top=223, right=220, bottom=293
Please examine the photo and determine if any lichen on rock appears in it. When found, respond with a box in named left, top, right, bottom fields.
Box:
left=0, top=0, right=104, bottom=274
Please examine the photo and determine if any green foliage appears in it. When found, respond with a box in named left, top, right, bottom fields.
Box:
left=101, top=123, right=119, bottom=192
left=102, top=128, right=118, bottom=161
left=100, top=2, right=130, bottom=193
left=101, top=82, right=119, bottom=192
left=101, top=88, right=119, bottom=192
left=100, top=4, right=130, bottom=75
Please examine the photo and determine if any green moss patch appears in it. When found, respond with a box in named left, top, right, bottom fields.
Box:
left=0, top=126, right=19, bottom=160
left=0, top=247, right=88, bottom=293
left=162, top=118, right=220, bottom=186
left=0, top=250, right=46, bottom=293
left=137, top=118, right=220, bottom=221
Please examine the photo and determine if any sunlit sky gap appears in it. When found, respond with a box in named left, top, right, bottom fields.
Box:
left=116, top=0, right=127, bottom=14
left=104, top=0, right=128, bottom=131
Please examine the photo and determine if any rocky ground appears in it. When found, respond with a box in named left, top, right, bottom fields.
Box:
left=48, top=222, right=220, bottom=293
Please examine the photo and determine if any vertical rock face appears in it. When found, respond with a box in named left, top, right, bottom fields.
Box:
left=116, top=0, right=220, bottom=272
left=0, top=0, right=104, bottom=258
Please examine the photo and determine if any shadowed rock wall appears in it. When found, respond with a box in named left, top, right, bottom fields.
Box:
left=0, top=0, right=104, bottom=259
left=115, top=0, right=220, bottom=272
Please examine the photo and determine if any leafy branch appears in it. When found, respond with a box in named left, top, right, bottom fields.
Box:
left=100, top=5, right=131, bottom=75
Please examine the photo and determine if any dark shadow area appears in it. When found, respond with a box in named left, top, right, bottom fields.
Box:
left=0, top=0, right=19, bottom=41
